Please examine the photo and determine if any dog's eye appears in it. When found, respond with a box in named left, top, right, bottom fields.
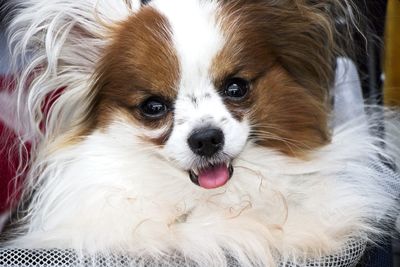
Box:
left=140, top=97, right=169, bottom=119
left=141, top=0, right=152, bottom=5
left=224, top=78, right=249, bottom=100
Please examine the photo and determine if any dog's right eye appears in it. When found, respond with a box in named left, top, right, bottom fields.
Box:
left=140, top=97, right=169, bottom=119
left=223, top=78, right=249, bottom=100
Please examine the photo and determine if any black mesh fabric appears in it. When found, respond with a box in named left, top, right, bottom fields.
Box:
left=0, top=238, right=367, bottom=267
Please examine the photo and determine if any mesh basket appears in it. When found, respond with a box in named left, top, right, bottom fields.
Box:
left=281, top=238, right=366, bottom=267
left=0, top=238, right=366, bottom=267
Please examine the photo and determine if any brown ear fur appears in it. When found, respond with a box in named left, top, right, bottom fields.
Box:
left=213, top=0, right=354, bottom=156
left=80, top=7, right=179, bottom=146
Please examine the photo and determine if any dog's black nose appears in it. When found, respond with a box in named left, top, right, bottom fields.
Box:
left=188, top=128, right=224, bottom=157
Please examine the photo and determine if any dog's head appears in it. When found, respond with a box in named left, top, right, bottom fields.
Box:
left=71, top=0, right=338, bottom=189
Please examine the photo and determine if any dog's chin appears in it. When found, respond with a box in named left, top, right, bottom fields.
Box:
left=188, top=162, right=234, bottom=189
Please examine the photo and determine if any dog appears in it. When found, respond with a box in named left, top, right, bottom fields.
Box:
left=1, top=0, right=399, bottom=266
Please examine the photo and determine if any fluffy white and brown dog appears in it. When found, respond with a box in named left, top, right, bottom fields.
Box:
left=0, top=0, right=399, bottom=266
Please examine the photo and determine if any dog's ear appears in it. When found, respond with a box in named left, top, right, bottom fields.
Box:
left=5, top=0, right=142, bottom=144
left=8, top=0, right=142, bottom=69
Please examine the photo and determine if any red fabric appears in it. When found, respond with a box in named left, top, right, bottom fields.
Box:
left=0, top=76, right=20, bottom=212
left=0, top=76, right=56, bottom=213
left=0, top=127, right=20, bottom=213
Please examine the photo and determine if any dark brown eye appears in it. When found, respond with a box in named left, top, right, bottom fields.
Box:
left=140, top=97, right=169, bottom=119
left=224, top=78, right=249, bottom=100
left=141, top=0, right=152, bottom=5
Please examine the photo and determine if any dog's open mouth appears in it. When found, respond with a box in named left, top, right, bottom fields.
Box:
left=189, top=163, right=234, bottom=189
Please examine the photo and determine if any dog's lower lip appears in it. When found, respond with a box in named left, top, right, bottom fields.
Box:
left=228, top=164, right=234, bottom=176
left=189, top=163, right=234, bottom=188
left=189, top=170, right=200, bottom=186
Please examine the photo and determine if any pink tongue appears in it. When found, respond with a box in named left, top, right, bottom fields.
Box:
left=198, top=164, right=230, bottom=189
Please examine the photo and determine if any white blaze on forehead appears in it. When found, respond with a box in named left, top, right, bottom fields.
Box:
left=150, top=0, right=224, bottom=84
left=151, top=0, right=249, bottom=170
left=151, top=0, right=229, bottom=123
left=150, top=0, right=226, bottom=117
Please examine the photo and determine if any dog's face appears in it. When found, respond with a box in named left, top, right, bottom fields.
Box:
left=87, top=0, right=334, bottom=189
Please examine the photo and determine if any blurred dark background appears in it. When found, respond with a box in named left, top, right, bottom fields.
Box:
left=354, top=0, right=387, bottom=104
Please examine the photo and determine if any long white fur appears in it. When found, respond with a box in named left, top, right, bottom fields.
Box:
left=4, top=109, right=400, bottom=265
left=1, top=1, right=400, bottom=267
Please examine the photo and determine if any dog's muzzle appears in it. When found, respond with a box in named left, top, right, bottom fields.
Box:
left=186, top=127, right=233, bottom=189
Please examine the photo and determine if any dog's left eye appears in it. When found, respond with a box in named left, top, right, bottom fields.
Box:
left=224, top=78, right=249, bottom=100
left=140, top=97, right=169, bottom=119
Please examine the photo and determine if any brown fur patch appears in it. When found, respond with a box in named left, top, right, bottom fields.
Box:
left=87, top=7, right=180, bottom=145
left=212, top=0, right=336, bottom=156
left=248, top=66, right=329, bottom=156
